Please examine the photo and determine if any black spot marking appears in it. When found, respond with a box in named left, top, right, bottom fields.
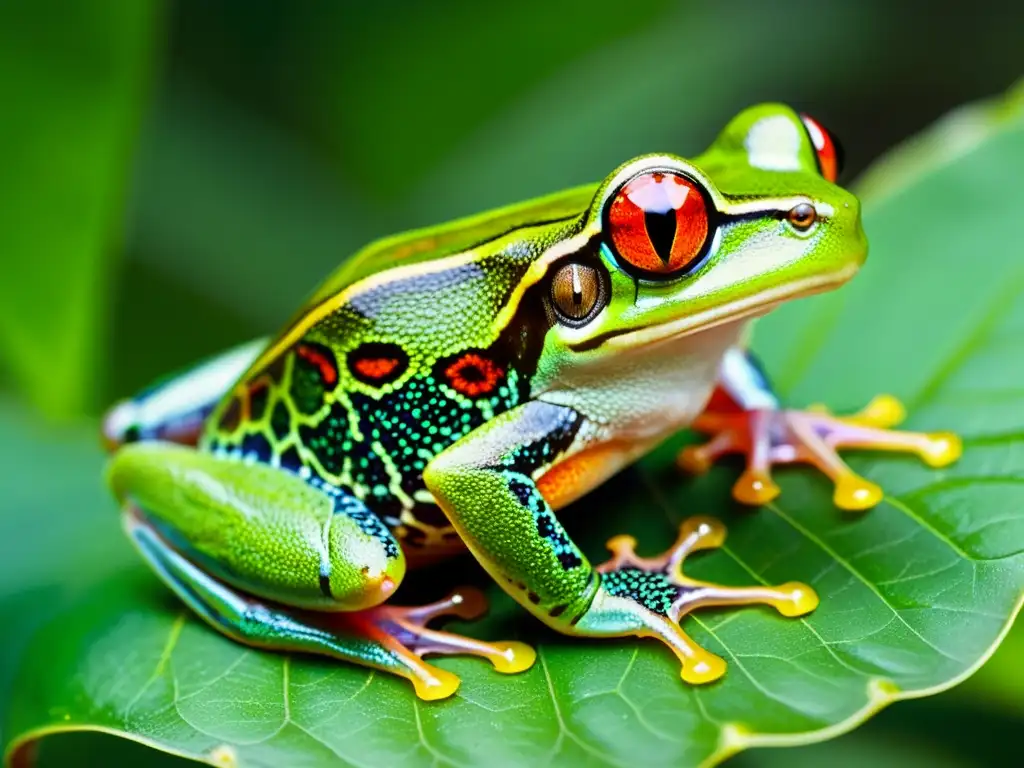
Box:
left=218, top=397, right=242, bottom=432
left=557, top=551, right=583, bottom=570
left=326, top=489, right=399, bottom=559
left=319, top=566, right=332, bottom=598
left=270, top=401, right=291, bottom=441
left=279, top=445, right=303, bottom=472
left=240, top=431, right=272, bottom=463
left=504, top=408, right=581, bottom=474
left=509, top=478, right=533, bottom=507
left=249, top=384, right=270, bottom=421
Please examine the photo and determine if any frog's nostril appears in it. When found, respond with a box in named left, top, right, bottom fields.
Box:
left=377, top=575, right=397, bottom=596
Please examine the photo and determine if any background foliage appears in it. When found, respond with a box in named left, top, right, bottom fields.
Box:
left=1, top=1, right=1022, bottom=766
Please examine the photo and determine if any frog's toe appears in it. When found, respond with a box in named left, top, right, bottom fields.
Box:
left=408, top=666, right=462, bottom=701
left=833, top=474, right=884, bottom=511
left=920, top=432, right=962, bottom=467
left=684, top=398, right=962, bottom=511
left=588, top=516, right=817, bottom=685
left=678, top=431, right=739, bottom=474
left=367, top=588, right=537, bottom=680
left=790, top=406, right=962, bottom=507
left=732, top=469, right=781, bottom=506
left=849, top=394, right=907, bottom=428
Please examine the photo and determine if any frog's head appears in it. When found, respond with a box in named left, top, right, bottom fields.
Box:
left=528, top=104, right=865, bottom=365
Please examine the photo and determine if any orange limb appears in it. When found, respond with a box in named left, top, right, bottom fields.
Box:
left=536, top=440, right=635, bottom=510
left=679, top=395, right=961, bottom=511
left=341, top=587, right=535, bottom=701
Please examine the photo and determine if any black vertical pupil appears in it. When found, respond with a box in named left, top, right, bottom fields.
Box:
left=644, top=209, right=676, bottom=264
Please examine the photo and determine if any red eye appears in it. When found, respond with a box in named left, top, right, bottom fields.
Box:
left=800, top=114, right=843, bottom=183
left=606, top=171, right=710, bottom=278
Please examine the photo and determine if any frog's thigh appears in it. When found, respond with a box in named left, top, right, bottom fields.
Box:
left=113, top=443, right=534, bottom=700
left=103, top=337, right=267, bottom=448
left=108, top=441, right=404, bottom=612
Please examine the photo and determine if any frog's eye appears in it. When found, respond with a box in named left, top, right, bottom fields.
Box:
left=605, top=171, right=710, bottom=279
left=800, top=114, right=844, bottom=183
left=787, top=202, right=817, bottom=231
left=549, top=260, right=607, bottom=327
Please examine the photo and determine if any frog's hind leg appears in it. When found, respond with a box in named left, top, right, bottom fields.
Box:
left=124, top=509, right=533, bottom=701
left=103, top=337, right=267, bottom=450
left=584, top=516, right=818, bottom=684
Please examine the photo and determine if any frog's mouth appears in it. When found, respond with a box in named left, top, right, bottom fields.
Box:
left=571, top=264, right=858, bottom=352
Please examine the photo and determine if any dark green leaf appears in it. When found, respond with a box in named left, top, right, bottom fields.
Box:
left=4, top=83, right=1024, bottom=768
left=0, top=0, right=163, bottom=418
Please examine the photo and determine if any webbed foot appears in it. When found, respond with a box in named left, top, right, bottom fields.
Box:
left=581, top=516, right=817, bottom=684
left=345, top=588, right=536, bottom=700
left=678, top=395, right=961, bottom=511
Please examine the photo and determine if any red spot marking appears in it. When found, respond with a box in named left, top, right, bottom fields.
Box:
left=445, top=353, right=504, bottom=397
left=353, top=356, right=401, bottom=381
left=297, top=344, right=338, bottom=386
left=607, top=171, right=709, bottom=276
left=800, top=114, right=839, bottom=183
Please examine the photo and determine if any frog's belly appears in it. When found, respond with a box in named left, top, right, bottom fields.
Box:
left=540, top=319, right=748, bottom=442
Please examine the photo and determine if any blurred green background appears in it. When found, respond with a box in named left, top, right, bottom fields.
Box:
left=1, top=0, right=1022, bottom=765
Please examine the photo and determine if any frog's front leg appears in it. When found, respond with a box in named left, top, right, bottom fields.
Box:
left=109, top=443, right=533, bottom=700
left=425, top=401, right=816, bottom=685
left=679, top=347, right=963, bottom=510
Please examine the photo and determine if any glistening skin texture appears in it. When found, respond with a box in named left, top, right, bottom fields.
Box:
left=102, top=104, right=961, bottom=700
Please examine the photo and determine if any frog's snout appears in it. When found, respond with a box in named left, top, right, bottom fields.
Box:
left=356, top=573, right=399, bottom=608
left=327, top=569, right=400, bottom=612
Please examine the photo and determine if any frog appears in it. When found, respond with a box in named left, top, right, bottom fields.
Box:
left=103, top=104, right=961, bottom=701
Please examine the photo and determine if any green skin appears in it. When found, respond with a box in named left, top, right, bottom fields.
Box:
left=105, top=104, right=870, bottom=696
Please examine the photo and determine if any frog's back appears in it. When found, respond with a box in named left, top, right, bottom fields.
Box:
left=202, top=184, right=593, bottom=551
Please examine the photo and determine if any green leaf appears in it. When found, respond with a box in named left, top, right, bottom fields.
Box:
left=128, top=83, right=378, bottom=328
left=0, top=0, right=163, bottom=418
left=5, top=85, right=1024, bottom=768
